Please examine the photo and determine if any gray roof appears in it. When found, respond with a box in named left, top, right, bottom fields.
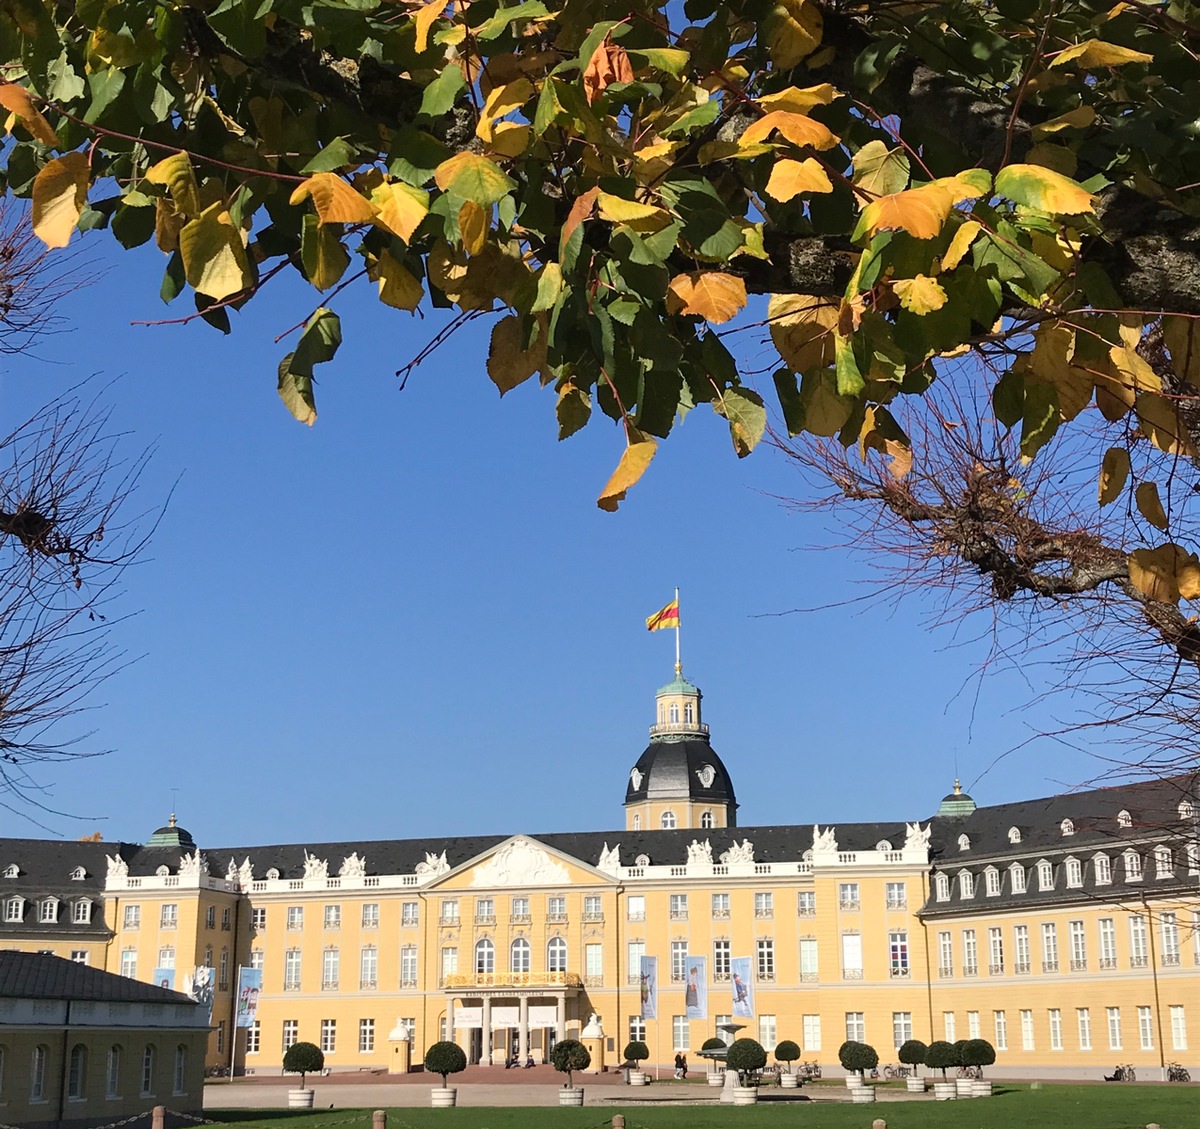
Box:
left=624, top=738, right=737, bottom=808
left=0, top=950, right=198, bottom=1005
left=0, top=839, right=112, bottom=937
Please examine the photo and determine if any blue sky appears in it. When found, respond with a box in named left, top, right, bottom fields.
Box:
left=4, top=233, right=1119, bottom=846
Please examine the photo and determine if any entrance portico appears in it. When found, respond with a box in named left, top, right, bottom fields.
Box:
left=443, top=972, right=580, bottom=1064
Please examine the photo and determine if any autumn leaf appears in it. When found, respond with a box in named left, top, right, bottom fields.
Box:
left=1163, top=317, right=1200, bottom=386
left=1128, top=543, right=1199, bottom=604
left=458, top=199, right=488, bottom=255
left=277, top=308, right=341, bottom=427
left=892, top=274, right=947, bottom=315
left=852, top=141, right=910, bottom=198
left=433, top=153, right=516, bottom=206
left=941, top=221, right=982, bottom=271
left=559, top=186, right=599, bottom=257
left=763, top=0, right=823, bottom=70
left=477, top=78, right=534, bottom=142
left=713, top=387, right=766, bottom=456
left=413, top=0, right=446, bottom=53
left=1135, top=482, right=1169, bottom=530
left=290, top=172, right=376, bottom=224
left=370, top=180, right=429, bottom=243
left=858, top=405, right=912, bottom=479
left=0, top=83, right=59, bottom=146
left=376, top=251, right=423, bottom=311
left=596, top=191, right=671, bottom=228
left=764, top=157, right=833, bottom=202
left=301, top=216, right=350, bottom=290
left=769, top=294, right=838, bottom=373
left=583, top=34, right=634, bottom=105
left=1136, top=392, right=1197, bottom=457
left=597, top=432, right=657, bottom=512
left=1097, top=447, right=1129, bottom=506
left=144, top=152, right=201, bottom=217
left=666, top=272, right=748, bottom=324
left=487, top=314, right=547, bottom=395
left=1049, top=40, right=1154, bottom=69
left=994, top=163, right=1095, bottom=215
left=179, top=202, right=253, bottom=300
left=741, top=110, right=838, bottom=150
left=556, top=381, right=591, bottom=440
left=31, top=152, right=89, bottom=249
left=758, top=84, right=838, bottom=114
left=859, top=182, right=954, bottom=240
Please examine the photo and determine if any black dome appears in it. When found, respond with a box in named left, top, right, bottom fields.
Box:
left=625, top=738, right=736, bottom=806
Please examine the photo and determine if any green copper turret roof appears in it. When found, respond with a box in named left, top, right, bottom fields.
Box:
left=936, top=780, right=977, bottom=818
left=656, top=675, right=700, bottom=697
left=146, top=815, right=196, bottom=851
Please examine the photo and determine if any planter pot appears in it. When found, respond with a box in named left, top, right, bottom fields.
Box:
left=850, top=1087, right=876, bottom=1104
left=629, top=1071, right=647, bottom=1086
left=933, top=1081, right=957, bottom=1101
left=707, top=1071, right=725, bottom=1087
left=430, top=1087, right=457, bottom=1108
left=972, top=1080, right=993, bottom=1097
left=558, top=1087, right=585, bottom=1107
left=780, top=1073, right=799, bottom=1088
left=288, top=1089, right=314, bottom=1109
left=732, top=1086, right=759, bottom=1106
left=955, top=1077, right=974, bottom=1097
left=846, top=1075, right=863, bottom=1088
left=906, top=1077, right=926, bottom=1093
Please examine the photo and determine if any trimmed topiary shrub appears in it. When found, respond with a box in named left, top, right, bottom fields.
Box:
left=962, top=1038, right=996, bottom=1076
left=774, top=1040, right=801, bottom=1073
left=725, top=1037, right=767, bottom=1083
left=701, top=1037, right=726, bottom=1052
left=623, top=1040, right=650, bottom=1066
left=550, top=1038, right=591, bottom=1087
left=423, top=1041, right=467, bottom=1087
left=898, top=1039, right=928, bottom=1077
left=925, top=1040, right=957, bottom=1079
left=282, top=1042, right=324, bottom=1088
left=837, top=1040, right=878, bottom=1078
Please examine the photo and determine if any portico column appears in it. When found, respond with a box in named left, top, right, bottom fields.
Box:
left=481, top=996, right=492, bottom=1065
left=518, top=994, right=529, bottom=1060
left=446, top=997, right=455, bottom=1045
left=556, top=992, right=566, bottom=1042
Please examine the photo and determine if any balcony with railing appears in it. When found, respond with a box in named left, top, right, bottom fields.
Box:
left=938, top=965, right=953, bottom=978
left=1015, top=962, right=1031, bottom=974
left=1042, top=960, right=1059, bottom=973
left=474, top=915, right=496, bottom=927
left=1099, top=957, right=1118, bottom=970
left=839, top=899, right=860, bottom=912
left=963, top=964, right=979, bottom=977
left=1162, top=951, right=1181, bottom=967
left=989, top=963, right=1004, bottom=975
left=1131, top=955, right=1149, bottom=968
left=582, top=911, right=604, bottom=923
left=440, top=916, right=461, bottom=928
left=842, top=968, right=864, bottom=980
left=649, top=720, right=710, bottom=738
left=546, top=913, right=568, bottom=925
left=1070, top=959, right=1088, bottom=972
left=890, top=966, right=910, bottom=978
left=441, top=970, right=582, bottom=989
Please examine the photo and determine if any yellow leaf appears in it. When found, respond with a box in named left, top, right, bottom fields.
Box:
left=376, top=250, right=423, bottom=311
left=458, top=199, right=488, bottom=255
left=764, top=157, right=832, bottom=202
left=861, top=182, right=954, bottom=240
left=179, top=201, right=253, bottom=300
left=596, top=191, right=671, bottom=229
left=741, top=110, right=838, bottom=150
left=1137, top=393, right=1197, bottom=457
left=0, top=83, right=59, bottom=146
left=1128, top=543, right=1198, bottom=604
left=290, top=172, right=376, bottom=225
left=1136, top=481, right=1169, bottom=530
left=433, top=152, right=515, bottom=205
left=413, top=0, right=445, bottom=53
left=666, top=272, right=748, bottom=324
left=892, top=274, right=947, bottom=315
left=768, top=294, right=838, bottom=373
left=489, top=122, right=531, bottom=159
left=633, top=141, right=679, bottom=162
left=1049, top=40, right=1154, bottom=69
left=936, top=221, right=979, bottom=273
left=370, top=179, right=429, bottom=243
left=757, top=84, right=838, bottom=114
left=1098, top=446, right=1129, bottom=506
left=597, top=434, right=657, bottom=512
left=1108, top=343, right=1161, bottom=394
left=487, top=314, right=546, bottom=395
left=154, top=198, right=186, bottom=253
left=1163, top=317, right=1200, bottom=386
left=994, top=163, right=1095, bottom=215
left=858, top=405, right=912, bottom=479
left=477, top=78, right=534, bottom=142
left=144, top=152, right=201, bottom=217
left=763, top=0, right=823, bottom=70
left=31, top=152, right=89, bottom=249
left=1031, top=105, right=1097, bottom=140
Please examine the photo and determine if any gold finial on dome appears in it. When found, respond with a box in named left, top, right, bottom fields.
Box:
left=953, top=779, right=962, bottom=796
left=675, top=660, right=683, bottom=677
left=168, top=812, right=177, bottom=828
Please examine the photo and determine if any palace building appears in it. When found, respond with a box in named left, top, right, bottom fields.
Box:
left=2, top=668, right=1198, bottom=1080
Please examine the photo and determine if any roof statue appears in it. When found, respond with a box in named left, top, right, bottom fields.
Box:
left=415, top=850, right=450, bottom=877
left=598, top=842, right=621, bottom=874
left=720, top=838, right=755, bottom=865
left=581, top=1012, right=604, bottom=1038
left=226, top=857, right=238, bottom=882
left=302, top=850, right=329, bottom=880
left=687, top=838, right=713, bottom=866
left=339, top=852, right=367, bottom=878
left=238, top=857, right=254, bottom=885
left=178, top=850, right=207, bottom=877
left=813, top=824, right=838, bottom=853
left=904, top=822, right=932, bottom=851
left=105, top=853, right=128, bottom=879
left=630, top=767, right=643, bottom=791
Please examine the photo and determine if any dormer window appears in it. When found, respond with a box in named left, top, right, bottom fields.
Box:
left=1123, top=849, right=1142, bottom=881
left=1010, top=863, right=1026, bottom=893
left=700, top=811, right=714, bottom=829
left=1094, top=853, right=1112, bottom=885
left=957, top=834, right=970, bottom=851
left=2, top=863, right=17, bottom=878
left=266, top=868, right=280, bottom=880
left=155, top=865, right=169, bottom=877
left=1065, top=857, right=1082, bottom=888
left=959, top=870, right=974, bottom=898
left=39, top=898, right=59, bottom=924
left=3, top=895, right=24, bottom=922
left=1187, top=842, right=1200, bottom=874
left=984, top=867, right=1000, bottom=896
left=73, top=899, right=92, bottom=924
left=660, top=811, right=676, bottom=829
left=1154, top=845, right=1173, bottom=878
left=1179, top=799, right=1195, bottom=820
left=1118, top=809, right=1132, bottom=829
left=1008, top=827, right=1021, bottom=844
left=935, top=873, right=950, bottom=902
left=70, top=866, right=86, bottom=881
left=1060, top=818, right=1075, bottom=837
left=1037, top=859, right=1054, bottom=890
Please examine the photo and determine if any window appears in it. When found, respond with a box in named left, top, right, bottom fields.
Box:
left=712, top=893, right=730, bottom=918
left=1135, top=1006, right=1154, bottom=1051
left=282, top=1020, right=298, bottom=1051
left=841, top=933, right=863, bottom=978
left=322, top=948, right=339, bottom=990
left=547, top=895, right=566, bottom=918
left=700, top=810, right=714, bottom=829
left=222, top=907, right=231, bottom=931
left=67, top=948, right=86, bottom=965
left=1155, top=845, right=1173, bottom=878
left=1021, top=1010, right=1034, bottom=1050
left=671, top=940, right=688, bottom=981
left=670, top=893, right=688, bottom=919
left=121, top=949, right=137, bottom=978
left=511, top=897, right=529, bottom=920
left=988, top=927, right=1003, bottom=973
left=219, top=949, right=229, bottom=990
left=360, top=946, right=377, bottom=989
left=966, top=1011, right=979, bottom=1039
left=1107, top=1007, right=1122, bottom=1050
left=39, top=898, right=58, bottom=924
left=959, top=871, right=974, bottom=899
left=1170, top=1005, right=1187, bottom=1051
left=324, top=905, right=341, bottom=929
left=962, top=928, right=978, bottom=975
left=141, top=1045, right=156, bottom=1096
left=1130, top=914, right=1148, bottom=967
left=251, top=907, right=266, bottom=930
left=247, top=1021, right=260, bottom=1054
left=250, top=949, right=264, bottom=971
left=1181, top=799, right=1196, bottom=819
left=585, top=942, right=603, bottom=980
left=510, top=938, right=530, bottom=973
left=756, top=938, right=775, bottom=980
left=714, top=939, right=731, bottom=977
left=1041, top=923, right=1059, bottom=972
left=100, top=1044, right=121, bottom=1098
left=660, top=811, right=676, bottom=829
left=629, top=1017, right=646, bottom=1044
left=400, top=945, right=418, bottom=986
left=1124, top=850, right=1142, bottom=881
left=1161, top=913, right=1180, bottom=965
left=994, top=1010, right=1008, bottom=1051
left=321, top=1019, right=337, bottom=1053
left=1065, top=858, right=1082, bottom=888
left=1061, top=818, right=1075, bottom=836
left=672, top=1016, right=688, bottom=1052
left=548, top=936, right=568, bottom=972
left=440, top=899, right=459, bottom=924
left=937, top=931, right=952, bottom=976
left=475, top=897, right=494, bottom=922
left=284, top=948, right=302, bottom=990
left=1014, top=924, right=1030, bottom=973
left=935, top=873, right=950, bottom=901
left=944, top=1012, right=956, bottom=1041
left=627, top=941, right=645, bottom=983
left=1094, top=853, right=1111, bottom=885
left=1069, top=920, right=1087, bottom=970
left=1043, top=1009, right=1061, bottom=1051
left=475, top=939, right=495, bottom=974
left=286, top=906, right=303, bottom=930
left=632, top=815, right=640, bottom=830
left=628, top=895, right=645, bottom=922
left=984, top=868, right=1000, bottom=897
left=158, top=947, right=175, bottom=969
left=889, top=931, right=909, bottom=977
left=68, top=1044, right=87, bottom=1100
left=1008, top=826, right=1022, bottom=843
left=583, top=895, right=602, bottom=919
left=838, top=882, right=860, bottom=909
left=754, top=892, right=773, bottom=918
left=958, top=833, right=970, bottom=851
left=173, top=1045, right=187, bottom=1094
left=892, top=1012, right=912, bottom=1047
left=30, top=1045, right=46, bottom=1101
left=395, top=901, right=414, bottom=927
left=1037, top=860, right=1054, bottom=890
left=799, top=937, right=818, bottom=981
left=360, top=1019, right=375, bottom=1053
left=885, top=881, right=906, bottom=909
left=205, top=906, right=216, bottom=930
left=1099, top=918, right=1116, bottom=967
left=797, top=891, right=816, bottom=915
left=845, top=1012, right=865, bottom=1043
left=1189, top=842, right=1200, bottom=874
left=1077, top=1007, right=1092, bottom=1050
left=803, top=1015, right=822, bottom=1051
left=759, top=1015, right=777, bottom=1048
left=1010, top=864, right=1026, bottom=894
left=124, top=904, right=141, bottom=929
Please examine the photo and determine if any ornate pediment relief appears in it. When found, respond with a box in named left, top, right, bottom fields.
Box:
left=470, top=837, right=571, bottom=887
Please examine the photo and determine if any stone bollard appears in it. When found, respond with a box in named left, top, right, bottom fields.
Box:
left=612, top=1117, right=626, bottom=1129
left=152, top=1106, right=165, bottom=1129
left=373, top=1111, right=386, bottom=1129
left=872, top=1120, right=887, bottom=1129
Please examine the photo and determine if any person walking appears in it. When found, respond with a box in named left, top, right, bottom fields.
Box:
left=674, top=1052, right=684, bottom=1079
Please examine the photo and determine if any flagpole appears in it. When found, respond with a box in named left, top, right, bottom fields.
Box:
left=674, top=586, right=681, bottom=676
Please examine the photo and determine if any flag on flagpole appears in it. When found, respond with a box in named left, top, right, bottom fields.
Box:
left=645, top=599, right=680, bottom=632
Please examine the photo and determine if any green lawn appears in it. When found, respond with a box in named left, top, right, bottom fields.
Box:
left=209, top=1084, right=1192, bottom=1129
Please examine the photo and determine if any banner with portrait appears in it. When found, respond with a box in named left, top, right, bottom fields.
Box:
left=235, top=967, right=263, bottom=1028
left=152, top=967, right=176, bottom=991
left=639, top=955, right=658, bottom=1019
left=731, top=956, right=754, bottom=1018
left=183, top=965, right=216, bottom=1023
left=685, top=955, right=707, bottom=1019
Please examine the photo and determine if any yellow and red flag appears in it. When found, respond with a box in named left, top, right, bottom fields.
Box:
left=645, top=599, right=680, bottom=632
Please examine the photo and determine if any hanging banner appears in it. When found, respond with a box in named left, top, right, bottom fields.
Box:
left=183, top=965, right=216, bottom=1023
left=731, top=956, right=754, bottom=1018
left=685, top=955, right=707, bottom=1019
left=235, top=967, right=263, bottom=1029
left=152, top=967, right=176, bottom=991
left=639, top=955, right=658, bottom=1019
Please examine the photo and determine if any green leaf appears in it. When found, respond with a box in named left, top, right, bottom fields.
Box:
left=1020, top=380, right=1059, bottom=459
left=277, top=308, right=342, bottom=426
left=388, top=130, right=447, bottom=187
left=434, top=153, right=516, bottom=206
left=715, top=386, right=766, bottom=457
left=773, top=367, right=805, bottom=436
left=419, top=66, right=466, bottom=118
left=835, top=335, right=865, bottom=396
left=301, top=138, right=358, bottom=173
left=992, top=369, right=1024, bottom=428
left=84, top=67, right=125, bottom=123
left=160, top=250, right=186, bottom=304
left=628, top=48, right=690, bottom=75
left=852, top=140, right=910, bottom=197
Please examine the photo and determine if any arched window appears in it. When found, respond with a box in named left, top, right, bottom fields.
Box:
left=475, top=939, right=495, bottom=974
left=172, top=1045, right=187, bottom=1095
left=1154, top=844, right=1173, bottom=878
left=935, top=874, right=950, bottom=901
left=958, top=871, right=974, bottom=898
left=140, top=1045, right=156, bottom=1097
left=1117, top=809, right=1132, bottom=829
left=658, top=703, right=665, bottom=724
left=1179, top=799, right=1195, bottom=820
left=67, top=1044, right=87, bottom=1100
left=1065, top=857, right=1082, bottom=888
left=957, top=833, right=970, bottom=851
left=2, top=863, right=17, bottom=878
left=73, top=899, right=92, bottom=925
left=510, top=938, right=530, bottom=973
left=1010, top=863, right=1026, bottom=894
left=1124, top=849, right=1142, bottom=881
left=106, top=1045, right=122, bottom=1098
left=1008, top=827, right=1021, bottom=844
left=38, top=898, right=58, bottom=924
left=3, top=896, right=23, bottom=923
left=1094, top=853, right=1112, bottom=884
left=700, top=811, right=714, bottom=829
left=1187, top=842, right=1200, bottom=874
left=632, top=814, right=640, bottom=830
left=683, top=702, right=694, bottom=723
left=30, top=1045, right=47, bottom=1101
left=669, top=703, right=679, bottom=723
left=1037, top=859, right=1054, bottom=890
left=660, top=811, right=676, bottom=829
left=984, top=867, right=1000, bottom=896
left=547, top=937, right=568, bottom=972
left=70, top=866, right=86, bottom=881
left=1060, top=818, right=1075, bottom=837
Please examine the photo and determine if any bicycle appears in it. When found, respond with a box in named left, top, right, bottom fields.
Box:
left=1167, top=1062, right=1190, bottom=1082
left=797, top=1060, right=822, bottom=1080
left=956, top=1065, right=981, bottom=1079
left=1111, top=1063, right=1136, bottom=1082
left=883, top=1064, right=911, bottom=1080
